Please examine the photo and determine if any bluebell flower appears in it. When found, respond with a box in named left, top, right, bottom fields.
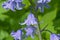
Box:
left=2, top=1, right=16, bottom=11
left=20, top=13, right=38, bottom=26
left=24, top=26, right=36, bottom=38
left=2, top=0, right=25, bottom=11
left=50, top=34, right=59, bottom=40
left=11, top=30, right=23, bottom=40
left=36, top=0, right=51, bottom=12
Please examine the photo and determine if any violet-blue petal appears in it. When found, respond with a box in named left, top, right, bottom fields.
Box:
left=37, top=0, right=51, bottom=3
left=43, top=3, right=50, bottom=8
left=39, top=6, right=44, bottom=13
left=2, top=1, right=16, bottom=11
left=16, top=2, right=25, bottom=10
left=36, top=0, right=51, bottom=12
left=38, top=3, right=49, bottom=12
left=20, top=13, right=37, bottom=25
left=2, top=0, right=25, bottom=11
left=11, top=30, right=22, bottom=40
left=50, top=34, right=59, bottom=40
left=8, top=0, right=15, bottom=2
left=14, top=0, right=25, bottom=10
left=57, top=34, right=60, bottom=39
left=15, top=0, right=22, bottom=2
left=2, top=2, right=9, bottom=10
left=25, top=26, right=36, bottom=38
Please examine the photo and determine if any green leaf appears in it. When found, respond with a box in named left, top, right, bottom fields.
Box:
left=39, top=9, right=57, bottom=29
left=0, top=1, right=9, bottom=21
left=46, top=22, right=56, bottom=33
left=38, top=9, right=57, bottom=40
left=53, top=19, right=60, bottom=33
left=0, top=30, right=9, bottom=40
left=5, top=36, right=13, bottom=40
left=25, top=35, right=38, bottom=40
left=23, top=0, right=30, bottom=8
left=41, top=22, right=57, bottom=40
left=0, top=14, right=8, bottom=21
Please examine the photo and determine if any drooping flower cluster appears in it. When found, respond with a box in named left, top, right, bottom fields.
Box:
left=11, top=13, right=37, bottom=40
left=24, top=26, right=36, bottom=38
left=36, top=0, right=51, bottom=12
left=2, top=0, right=25, bottom=11
left=20, top=13, right=37, bottom=38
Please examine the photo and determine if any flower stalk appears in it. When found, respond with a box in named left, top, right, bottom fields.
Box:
left=28, top=0, right=42, bottom=40
left=35, top=13, right=42, bottom=40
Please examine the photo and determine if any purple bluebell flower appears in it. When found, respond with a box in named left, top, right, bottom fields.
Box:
left=50, top=34, right=59, bottom=40
left=2, top=1, right=16, bottom=11
left=11, top=30, right=23, bottom=40
left=24, top=26, right=36, bottom=38
left=20, top=13, right=37, bottom=26
left=36, top=0, right=51, bottom=12
left=2, top=0, right=25, bottom=11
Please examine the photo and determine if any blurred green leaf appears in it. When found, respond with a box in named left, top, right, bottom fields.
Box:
left=23, top=0, right=30, bottom=8
left=38, top=9, right=57, bottom=40
left=0, top=15, right=8, bottom=21
left=39, top=9, right=57, bottom=29
left=54, top=19, right=60, bottom=33
left=0, top=1, right=9, bottom=21
left=25, top=35, right=38, bottom=40
left=0, top=30, right=9, bottom=40
left=5, top=35, right=13, bottom=40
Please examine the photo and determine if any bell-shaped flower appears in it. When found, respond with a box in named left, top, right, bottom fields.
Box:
left=50, top=34, right=59, bottom=40
left=2, top=0, right=25, bottom=11
left=2, top=1, right=16, bottom=11
left=20, top=13, right=38, bottom=26
left=24, top=26, right=36, bottom=38
left=36, top=0, right=51, bottom=12
left=11, top=30, right=23, bottom=40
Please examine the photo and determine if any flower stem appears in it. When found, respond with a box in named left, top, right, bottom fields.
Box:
left=36, top=24, right=42, bottom=40
left=33, top=7, right=42, bottom=40
left=28, top=0, right=42, bottom=40
left=36, top=18, right=42, bottom=40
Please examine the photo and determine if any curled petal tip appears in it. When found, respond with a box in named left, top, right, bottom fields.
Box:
left=19, top=22, right=25, bottom=25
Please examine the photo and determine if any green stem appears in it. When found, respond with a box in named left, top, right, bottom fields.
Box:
left=36, top=17, right=42, bottom=40
left=36, top=24, right=42, bottom=40
left=28, top=0, right=42, bottom=40
left=34, top=12, right=42, bottom=40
